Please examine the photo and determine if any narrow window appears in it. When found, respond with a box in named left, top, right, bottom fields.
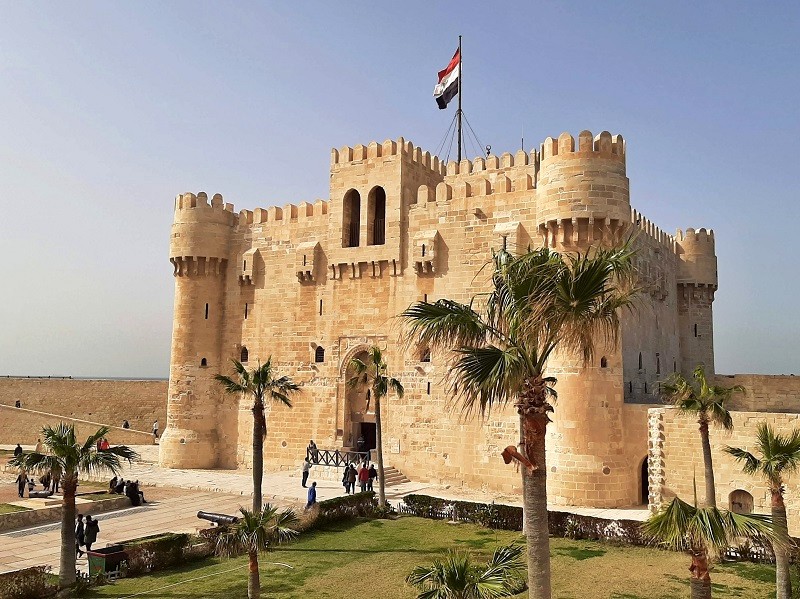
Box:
left=502, top=236, right=508, bottom=251
left=423, top=294, right=428, bottom=303
left=368, top=186, right=386, bottom=245
left=421, top=348, right=431, bottom=363
left=342, top=189, right=361, bottom=247
left=694, top=323, right=698, bottom=337
left=628, top=381, right=633, bottom=393
left=673, top=359, right=677, bottom=373
left=656, top=353, right=661, bottom=375
left=303, top=255, right=307, bottom=267
left=644, top=382, right=648, bottom=394
left=200, top=358, right=207, bottom=367
left=240, top=346, right=249, bottom=362
left=600, top=356, right=608, bottom=368
left=244, top=303, right=248, bottom=319
left=205, top=303, right=209, bottom=319
left=421, top=244, right=426, bottom=257
left=638, top=352, right=643, bottom=370
left=426, top=381, right=431, bottom=395
left=319, top=299, right=323, bottom=316
left=243, top=260, right=247, bottom=271
left=315, top=346, right=325, bottom=363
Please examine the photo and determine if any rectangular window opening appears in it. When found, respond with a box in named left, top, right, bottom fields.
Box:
left=204, top=303, right=209, bottom=319
left=319, top=299, right=323, bottom=316
left=426, top=381, right=431, bottom=395
left=244, top=303, right=248, bottom=319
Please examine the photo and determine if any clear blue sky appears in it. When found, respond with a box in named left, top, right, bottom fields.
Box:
left=1, top=2, right=798, bottom=378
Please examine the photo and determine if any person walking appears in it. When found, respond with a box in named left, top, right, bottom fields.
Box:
left=305, top=481, right=317, bottom=510
left=34, top=438, right=43, bottom=453
left=84, top=515, right=100, bottom=551
left=358, top=463, right=369, bottom=493
left=368, top=464, right=377, bottom=492
left=342, top=465, right=351, bottom=494
left=307, top=440, right=318, bottom=462
left=301, top=458, right=312, bottom=488
left=13, top=444, right=23, bottom=458
left=122, top=420, right=130, bottom=429
left=75, top=514, right=86, bottom=558
left=15, top=471, right=26, bottom=498
left=346, top=463, right=357, bottom=494
left=152, top=420, right=159, bottom=440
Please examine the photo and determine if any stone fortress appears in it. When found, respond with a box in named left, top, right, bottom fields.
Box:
left=152, top=128, right=800, bottom=528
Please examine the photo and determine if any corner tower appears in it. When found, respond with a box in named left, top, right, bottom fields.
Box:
left=535, top=130, right=636, bottom=507
left=159, top=192, right=236, bottom=468
left=676, top=228, right=717, bottom=375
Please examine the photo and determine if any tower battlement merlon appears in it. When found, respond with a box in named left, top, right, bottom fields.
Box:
left=442, top=149, right=538, bottom=178
left=675, top=227, right=717, bottom=289
left=630, top=208, right=677, bottom=252
left=331, top=137, right=447, bottom=175
left=242, top=199, right=330, bottom=227
left=174, top=191, right=235, bottom=214
left=540, top=131, right=625, bottom=164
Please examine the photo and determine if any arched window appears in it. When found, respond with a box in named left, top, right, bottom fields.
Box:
left=367, top=186, right=386, bottom=246
left=240, top=346, right=249, bottom=362
left=420, top=348, right=431, bottom=363
left=729, top=490, right=754, bottom=514
left=342, top=189, right=361, bottom=247
left=315, top=346, right=325, bottom=363
left=600, top=356, right=608, bottom=368
left=638, top=352, right=643, bottom=370
left=200, top=358, right=207, bottom=367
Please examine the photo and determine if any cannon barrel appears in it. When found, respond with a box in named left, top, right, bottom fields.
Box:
left=197, top=511, right=239, bottom=525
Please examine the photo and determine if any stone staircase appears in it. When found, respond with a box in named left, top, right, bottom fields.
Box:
left=382, top=466, right=410, bottom=487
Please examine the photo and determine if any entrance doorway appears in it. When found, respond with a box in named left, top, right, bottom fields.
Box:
left=640, top=457, right=649, bottom=505
left=359, top=422, right=376, bottom=452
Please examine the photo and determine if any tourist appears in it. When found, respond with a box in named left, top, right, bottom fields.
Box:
left=84, top=515, right=99, bottom=551
left=122, top=420, right=130, bottom=429
left=109, top=476, right=118, bottom=493
left=152, top=420, right=159, bottom=440
left=99, top=438, right=110, bottom=451
left=27, top=477, right=35, bottom=493
left=358, top=463, right=369, bottom=492
left=307, top=440, right=318, bottom=462
left=305, top=481, right=317, bottom=510
left=15, top=471, right=26, bottom=498
left=14, top=400, right=20, bottom=408
left=342, top=465, right=350, bottom=494
left=301, top=457, right=312, bottom=488
left=50, top=471, right=61, bottom=494
left=34, top=438, right=42, bottom=453
left=40, top=472, right=51, bottom=491
left=356, top=435, right=365, bottom=454
left=114, top=478, right=125, bottom=494
left=75, top=514, right=85, bottom=558
left=367, top=464, right=377, bottom=491
left=13, top=444, right=22, bottom=458
left=346, top=463, right=357, bottom=494
left=125, top=480, right=147, bottom=505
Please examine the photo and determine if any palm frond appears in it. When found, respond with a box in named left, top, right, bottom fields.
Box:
left=724, top=446, right=762, bottom=476
left=449, top=345, right=528, bottom=416
left=401, top=299, right=491, bottom=350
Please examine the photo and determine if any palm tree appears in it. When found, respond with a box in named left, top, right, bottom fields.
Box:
left=216, top=504, right=298, bottom=599
left=401, top=245, right=638, bottom=599
left=644, top=496, right=782, bottom=599
left=347, top=346, right=404, bottom=507
left=407, top=544, right=526, bottom=599
left=661, top=365, right=744, bottom=508
left=725, top=422, right=800, bottom=599
left=8, top=423, right=138, bottom=588
left=216, top=358, right=300, bottom=511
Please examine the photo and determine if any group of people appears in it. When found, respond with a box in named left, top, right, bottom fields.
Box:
left=13, top=441, right=62, bottom=497
left=342, top=462, right=377, bottom=494
left=74, top=513, right=100, bottom=557
left=108, top=476, right=147, bottom=506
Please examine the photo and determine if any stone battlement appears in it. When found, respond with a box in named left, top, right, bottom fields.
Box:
left=540, top=130, right=625, bottom=162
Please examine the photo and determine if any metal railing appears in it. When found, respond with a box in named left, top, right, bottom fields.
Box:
left=307, top=448, right=371, bottom=467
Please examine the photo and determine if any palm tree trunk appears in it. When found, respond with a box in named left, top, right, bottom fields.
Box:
left=518, top=376, right=553, bottom=599
left=252, top=397, right=265, bottom=512
left=772, top=489, right=792, bottom=599
left=375, top=394, right=386, bottom=507
left=59, top=478, right=78, bottom=588
left=698, top=419, right=716, bottom=508
left=248, top=551, right=260, bottom=599
left=689, top=549, right=712, bottom=599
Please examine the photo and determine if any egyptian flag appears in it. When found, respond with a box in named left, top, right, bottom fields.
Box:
left=433, top=48, right=460, bottom=109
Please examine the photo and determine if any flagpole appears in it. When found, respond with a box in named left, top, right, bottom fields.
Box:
left=457, top=35, right=462, bottom=162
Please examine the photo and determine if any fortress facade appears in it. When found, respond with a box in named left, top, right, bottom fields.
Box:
left=159, top=129, right=724, bottom=509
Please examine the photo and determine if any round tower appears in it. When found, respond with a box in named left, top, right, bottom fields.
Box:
left=535, top=130, right=634, bottom=508
left=675, top=227, right=717, bottom=376
left=159, top=191, right=236, bottom=469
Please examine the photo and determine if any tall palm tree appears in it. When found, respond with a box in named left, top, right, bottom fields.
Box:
left=216, top=504, right=298, bottom=599
left=8, top=423, right=139, bottom=588
left=643, top=496, right=782, bottom=599
left=661, top=365, right=744, bottom=508
left=725, top=422, right=800, bottom=599
left=216, top=359, right=300, bottom=511
left=407, top=544, right=526, bottom=599
left=347, top=345, right=404, bottom=507
left=401, top=245, right=638, bottom=599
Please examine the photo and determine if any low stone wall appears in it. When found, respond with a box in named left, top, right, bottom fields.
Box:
left=0, top=495, right=131, bottom=532
left=0, top=404, right=155, bottom=446
left=0, top=377, right=167, bottom=433
left=717, top=374, right=800, bottom=413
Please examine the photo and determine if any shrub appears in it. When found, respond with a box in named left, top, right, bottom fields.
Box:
left=301, top=491, right=379, bottom=530
left=0, top=566, right=57, bottom=599
left=123, top=533, right=192, bottom=576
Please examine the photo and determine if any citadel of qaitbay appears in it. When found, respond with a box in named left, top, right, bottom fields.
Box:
left=158, top=127, right=800, bottom=525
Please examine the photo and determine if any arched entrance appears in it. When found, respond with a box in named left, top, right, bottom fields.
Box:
left=344, top=350, right=376, bottom=453
left=640, top=457, right=649, bottom=505
left=729, top=489, right=754, bottom=514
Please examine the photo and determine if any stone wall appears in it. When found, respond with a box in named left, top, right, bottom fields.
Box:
left=648, top=406, right=800, bottom=536
left=717, top=374, right=800, bottom=413
left=0, top=404, right=155, bottom=446
left=0, top=377, right=167, bottom=432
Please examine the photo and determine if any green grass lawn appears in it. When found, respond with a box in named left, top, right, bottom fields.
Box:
left=0, top=503, right=30, bottom=514
left=84, top=517, right=792, bottom=599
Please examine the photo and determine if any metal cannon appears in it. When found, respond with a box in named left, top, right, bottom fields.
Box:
left=28, top=490, right=53, bottom=499
left=197, top=511, right=240, bottom=526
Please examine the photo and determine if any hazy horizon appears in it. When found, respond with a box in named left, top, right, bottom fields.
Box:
left=1, top=2, right=798, bottom=378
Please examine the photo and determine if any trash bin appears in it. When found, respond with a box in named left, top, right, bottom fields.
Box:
left=87, top=545, right=127, bottom=577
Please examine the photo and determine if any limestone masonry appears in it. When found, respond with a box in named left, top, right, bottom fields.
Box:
left=158, top=130, right=800, bottom=510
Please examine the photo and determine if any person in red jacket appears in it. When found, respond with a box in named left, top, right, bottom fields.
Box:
left=358, top=463, right=370, bottom=493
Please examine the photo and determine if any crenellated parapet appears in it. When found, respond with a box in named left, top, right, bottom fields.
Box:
left=331, top=137, right=445, bottom=175
left=675, top=227, right=717, bottom=290
left=171, top=192, right=237, bottom=268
